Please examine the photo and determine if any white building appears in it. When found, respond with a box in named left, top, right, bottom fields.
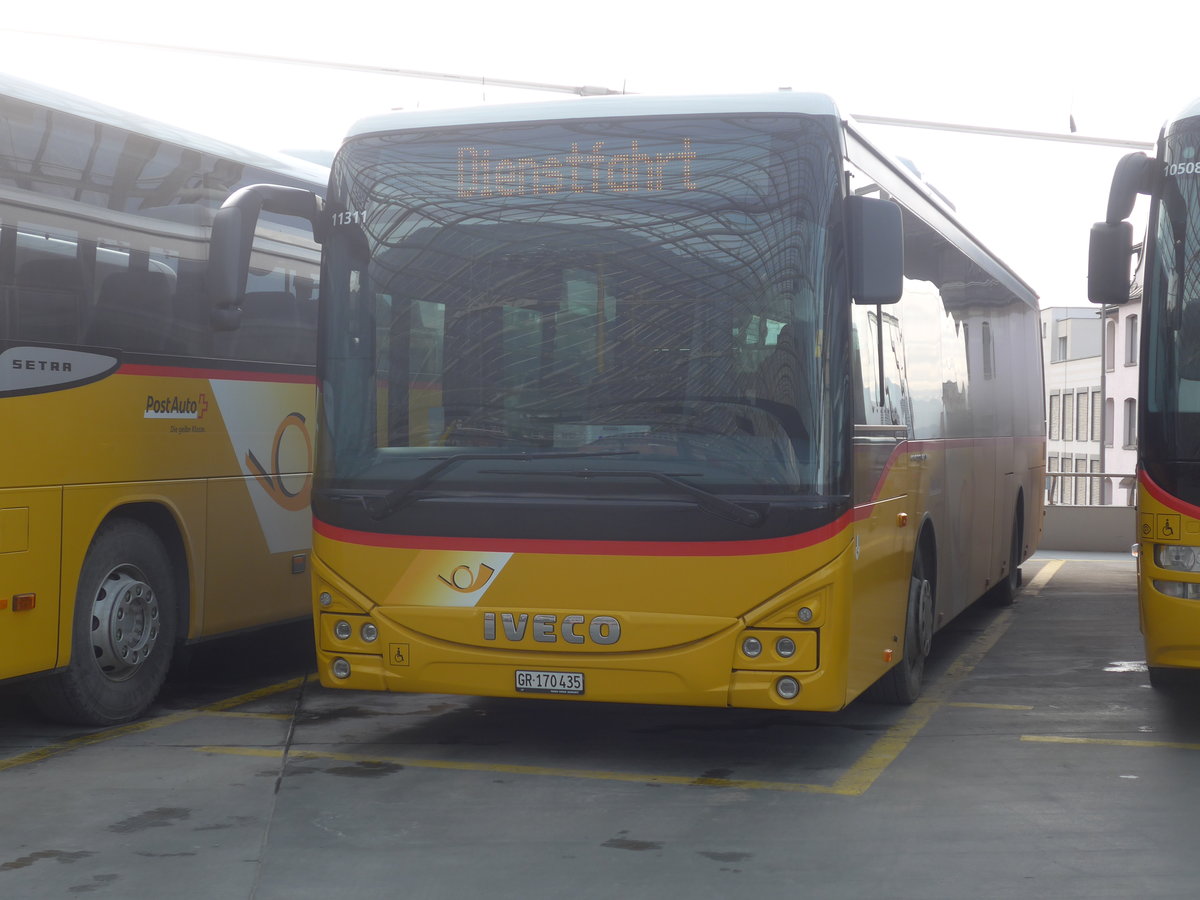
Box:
left=1102, top=293, right=1141, bottom=505
left=1040, top=300, right=1141, bottom=507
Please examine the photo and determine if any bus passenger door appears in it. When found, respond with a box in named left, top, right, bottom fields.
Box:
left=0, top=488, right=62, bottom=678
left=848, top=307, right=914, bottom=698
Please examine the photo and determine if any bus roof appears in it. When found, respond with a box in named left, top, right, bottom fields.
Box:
left=1168, top=97, right=1200, bottom=127
left=346, top=92, right=843, bottom=139
left=0, top=71, right=329, bottom=185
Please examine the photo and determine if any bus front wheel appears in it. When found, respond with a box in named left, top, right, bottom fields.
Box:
left=869, top=550, right=935, bottom=704
left=32, top=520, right=177, bottom=726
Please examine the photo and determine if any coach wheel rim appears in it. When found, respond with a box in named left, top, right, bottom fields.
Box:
left=89, top=564, right=162, bottom=682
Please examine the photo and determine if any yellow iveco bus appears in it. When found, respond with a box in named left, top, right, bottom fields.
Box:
left=0, top=74, right=324, bottom=724
left=1090, top=96, right=1200, bottom=688
left=216, top=93, right=1044, bottom=710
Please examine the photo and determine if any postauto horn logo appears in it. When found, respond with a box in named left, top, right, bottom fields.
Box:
left=246, top=412, right=313, bottom=512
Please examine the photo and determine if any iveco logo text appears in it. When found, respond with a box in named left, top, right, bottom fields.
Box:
left=483, top=612, right=621, bottom=645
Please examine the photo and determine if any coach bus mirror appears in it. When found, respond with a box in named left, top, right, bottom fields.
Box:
left=846, top=195, right=903, bottom=305
left=1087, top=221, right=1134, bottom=305
left=209, top=184, right=325, bottom=330
left=1105, top=152, right=1154, bottom=224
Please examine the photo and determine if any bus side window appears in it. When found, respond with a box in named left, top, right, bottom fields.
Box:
left=86, top=269, right=173, bottom=352
left=230, top=290, right=316, bottom=365
left=14, top=257, right=87, bottom=345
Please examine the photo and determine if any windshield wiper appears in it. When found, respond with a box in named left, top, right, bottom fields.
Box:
left=482, top=467, right=762, bottom=527
left=360, top=450, right=638, bottom=519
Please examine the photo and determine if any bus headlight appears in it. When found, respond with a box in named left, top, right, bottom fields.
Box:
left=331, top=657, right=352, bottom=679
left=742, top=637, right=763, bottom=658
left=1155, top=545, right=1200, bottom=572
left=361, top=623, right=379, bottom=642
left=334, top=620, right=352, bottom=640
left=776, top=636, right=797, bottom=658
left=776, top=677, right=800, bottom=699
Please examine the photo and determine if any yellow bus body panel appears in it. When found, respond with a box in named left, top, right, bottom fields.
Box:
left=312, top=475, right=923, bottom=713
left=1, top=363, right=314, bottom=680
left=1138, top=476, right=1200, bottom=669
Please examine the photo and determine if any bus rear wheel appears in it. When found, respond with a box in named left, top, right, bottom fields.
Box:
left=868, top=550, right=934, bottom=704
left=31, top=520, right=177, bottom=726
left=990, top=508, right=1023, bottom=607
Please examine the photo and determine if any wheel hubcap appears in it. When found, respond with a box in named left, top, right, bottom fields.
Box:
left=90, top=566, right=160, bottom=681
left=911, top=575, right=934, bottom=658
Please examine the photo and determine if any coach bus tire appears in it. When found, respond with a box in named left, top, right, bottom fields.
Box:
left=1148, top=666, right=1187, bottom=691
left=867, top=550, right=935, bottom=705
left=31, top=520, right=177, bottom=726
left=989, top=507, right=1023, bottom=607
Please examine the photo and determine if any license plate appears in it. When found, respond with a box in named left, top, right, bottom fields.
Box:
left=515, top=669, right=585, bottom=695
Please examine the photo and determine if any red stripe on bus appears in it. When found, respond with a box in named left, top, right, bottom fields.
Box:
left=119, top=363, right=315, bottom=384
left=1140, top=470, right=1200, bottom=519
left=313, top=510, right=855, bottom=557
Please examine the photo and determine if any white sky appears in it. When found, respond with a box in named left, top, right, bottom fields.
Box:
left=1, top=0, right=1195, bottom=306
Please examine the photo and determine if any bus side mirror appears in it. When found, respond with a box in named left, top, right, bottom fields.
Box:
left=1088, top=151, right=1155, bottom=307
left=209, top=184, right=325, bottom=330
left=1087, top=221, right=1134, bottom=305
left=847, top=195, right=904, bottom=305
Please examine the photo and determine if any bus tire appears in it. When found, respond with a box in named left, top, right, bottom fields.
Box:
left=990, top=506, right=1023, bottom=607
left=1148, top=666, right=1188, bottom=691
left=868, top=549, right=935, bottom=705
left=31, top=519, right=177, bottom=726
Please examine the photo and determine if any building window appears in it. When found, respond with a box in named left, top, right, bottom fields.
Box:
left=1049, top=393, right=1060, bottom=441
left=1063, top=393, right=1074, bottom=442
left=1126, top=314, right=1139, bottom=365
left=1124, top=397, right=1137, bottom=448
left=1074, top=457, right=1088, bottom=504
left=1077, top=390, right=1089, bottom=441
left=1091, top=390, right=1102, bottom=444
left=1104, top=397, right=1114, bottom=447
left=1105, top=319, right=1116, bottom=372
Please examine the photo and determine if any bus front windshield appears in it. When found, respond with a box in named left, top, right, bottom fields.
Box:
left=316, top=114, right=848, bottom=540
left=1146, top=115, right=1200, bottom=472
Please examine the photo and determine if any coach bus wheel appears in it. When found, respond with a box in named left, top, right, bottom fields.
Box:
left=1148, top=666, right=1189, bottom=691
left=31, top=520, right=177, bottom=726
left=990, top=510, right=1023, bottom=607
left=868, top=551, right=935, bottom=704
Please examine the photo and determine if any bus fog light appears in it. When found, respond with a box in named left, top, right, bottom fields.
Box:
left=797, top=607, right=813, bottom=623
left=318, top=591, right=333, bottom=608
left=361, top=623, right=379, bottom=642
left=742, top=636, right=763, bottom=658
left=334, top=620, right=352, bottom=640
left=331, top=657, right=352, bottom=679
left=1154, top=580, right=1200, bottom=599
left=776, top=636, right=796, bottom=658
left=776, top=676, right=800, bottom=699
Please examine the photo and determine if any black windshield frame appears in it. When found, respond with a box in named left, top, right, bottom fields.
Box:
left=315, top=113, right=852, bottom=541
left=1143, top=115, right=1200, bottom=501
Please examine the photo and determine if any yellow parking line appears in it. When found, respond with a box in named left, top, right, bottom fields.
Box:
left=0, top=675, right=308, bottom=773
left=1021, top=734, right=1200, bottom=752
left=198, top=569, right=1061, bottom=797
left=947, top=702, right=1034, bottom=710
left=827, top=558, right=1064, bottom=795
left=198, top=710, right=295, bottom=721
left=194, top=745, right=857, bottom=794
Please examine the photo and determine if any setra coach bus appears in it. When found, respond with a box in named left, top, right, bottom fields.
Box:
left=213, top=93, right=1044, bottom=711
left=0, top=74, right=324, bottom=724
left=1090, top=96, right=1200, bottom=687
